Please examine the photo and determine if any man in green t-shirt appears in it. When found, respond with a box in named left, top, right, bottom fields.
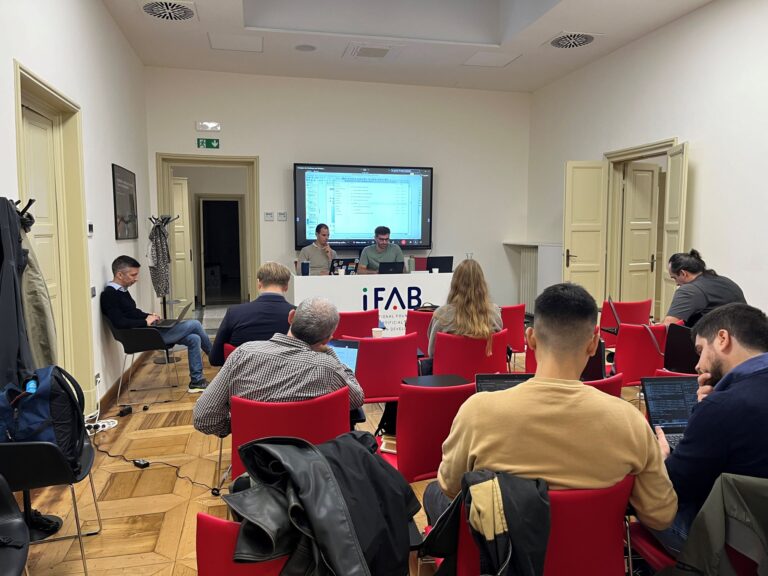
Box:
left=358, top=226, right=404, bottom=274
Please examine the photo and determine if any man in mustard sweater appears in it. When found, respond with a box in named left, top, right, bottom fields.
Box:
left=424, top=283, right=677, bottom=532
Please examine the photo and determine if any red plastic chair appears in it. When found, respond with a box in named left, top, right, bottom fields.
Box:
left=584, top=373, right=623, bottom=397
left=413, top=256, right=428, bottom=271
left=223, top=343, right=237, bottom=361
left=344, top=333, right=419, bottom=402
left=230, top=387, right=350, bottom=478
left=524, top=345, right=537, bottom=373
left=600, top=299, right=653, bottom=348
left=500, top=304, right=526, bottom=355
left=378, top=382, right=475, bottom=483
left=611, top=324, right=667, bottom=387
left=445, top=476, right=635, bottom=576
left=433, top=330, right=509, bottom=381
left=197, top=513, right=288, bottom=575
left=333, top=309, right=379, bottom=339
left=405, top=309, right=434, bottom=357
left=627, top=522, right=676, bottom=573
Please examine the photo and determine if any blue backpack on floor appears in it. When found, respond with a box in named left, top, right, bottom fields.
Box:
left=0, top=366, right=86, bottom=474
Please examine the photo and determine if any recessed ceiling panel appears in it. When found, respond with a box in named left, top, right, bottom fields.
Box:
left=243, top=0, right=501, bottom=45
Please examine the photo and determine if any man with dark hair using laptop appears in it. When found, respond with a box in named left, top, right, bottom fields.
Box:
left=209, top=261, right=295, bottom=366
left=423, top=282, right=676, bottom=531
left=653, top=303, right=768, bottom=555
left=101, top=255, right=212, bottom=391
left=193, top=297, right=364, bottom=437
left=358, top=225, right=404, bottom=274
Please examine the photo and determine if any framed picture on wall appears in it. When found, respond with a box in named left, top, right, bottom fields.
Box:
left=112, top=163, right=138, bottom=240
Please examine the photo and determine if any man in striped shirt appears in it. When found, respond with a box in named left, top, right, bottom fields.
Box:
left=193, top=297, right=364, bottom=437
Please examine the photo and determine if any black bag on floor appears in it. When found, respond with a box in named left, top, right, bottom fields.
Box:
left=0, top=365, right=86, bottom=474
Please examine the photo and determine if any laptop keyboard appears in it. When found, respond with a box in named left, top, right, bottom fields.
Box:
left=666, top=433, right=684, bottom=448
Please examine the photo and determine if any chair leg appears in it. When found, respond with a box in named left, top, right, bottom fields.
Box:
left=213, top=436, right=232, bottom=494
left=116, top=353, right=128, bottom=403
left=83, top=471, right=103, bottom=537
left=624, top=517, right=634, bottom=576
left=69, top=484, right=89, bottom=576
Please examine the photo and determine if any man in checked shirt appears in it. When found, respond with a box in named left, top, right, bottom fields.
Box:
left=193, top=297, right=365, bottom=437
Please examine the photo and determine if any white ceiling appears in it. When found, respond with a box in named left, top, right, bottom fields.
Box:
left=103, top=0, right=713, bottom=92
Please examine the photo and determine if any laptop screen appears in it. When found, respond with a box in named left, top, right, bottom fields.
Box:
left=378, top=261, right=405, bottom=274
left=328, top=339, right=359, bottom=371
left=475, top=373, right=534, bottom=393
left=642, top=376, right=699, bottom=429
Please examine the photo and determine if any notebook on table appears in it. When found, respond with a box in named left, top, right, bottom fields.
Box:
left=641, top=376, right=699, bottom=450
left=328, top=339, right=360, bottom=371
left=153, top=302, right=193, bottom=328
left=475, top=373, right=534, bottom=393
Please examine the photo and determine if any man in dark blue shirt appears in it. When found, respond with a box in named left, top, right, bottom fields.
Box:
left=209, top=262, right=295, bottom=366
left=653, top=303, right=768, bottom=555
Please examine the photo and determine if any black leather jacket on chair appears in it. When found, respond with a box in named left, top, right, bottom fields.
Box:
left=223, top=431, right=421, bottom=576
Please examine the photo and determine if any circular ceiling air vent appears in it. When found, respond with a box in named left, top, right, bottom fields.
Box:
left=550, top=33, right=594, bottom=49
left=142, top=1, right=195, bottom=21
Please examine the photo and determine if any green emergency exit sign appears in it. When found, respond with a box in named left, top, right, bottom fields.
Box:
left=197, top=138, right=220, bottom=149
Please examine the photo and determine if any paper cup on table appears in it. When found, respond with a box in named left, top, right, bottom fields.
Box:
left=371, top=328, right=384, bottom=338
left=432, top=268, right=440, bottom=274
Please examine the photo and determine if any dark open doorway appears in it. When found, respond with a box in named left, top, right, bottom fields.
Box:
left=201, top=199, right=242, bottom=305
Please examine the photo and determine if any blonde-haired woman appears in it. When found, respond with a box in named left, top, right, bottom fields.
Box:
left=427, top=259, right=502, bottom=357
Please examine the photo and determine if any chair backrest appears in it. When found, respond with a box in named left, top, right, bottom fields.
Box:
left=544, top=475, right=635, bottom=575
left=0, top=442, right=78, bottom=490
left=333, top=309, right=379, bottom=339
left=664, top=323, right=699, bottom=374
left=395, top=382, right=476, bottom=483
left=433, top=330, right=509, bottom=381
left=600, top=299, right=653, bottom=348
left=413, top=256, right=428, bottom=271
left=525, top=345, right=537, bottom=373
left=500, top=304, right=526, bottom=353
left=654, top=368, right=697, bottom=378
left=584, top=373, right=623, bottom=397
left=405, top=309, right=434, bottom=356
left=230, top=388, right=350, bottom=478
left=223, top=343, right=237, bottom=361
left=455, top=476, right=635, bottom=576
left=196, top=513, right=288, bottom=576
left=344, top=333, right=418, bottom=402
left=612, top=323, right=667, bottom=386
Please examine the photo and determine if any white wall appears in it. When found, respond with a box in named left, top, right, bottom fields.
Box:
left=145, top=68, right=531, bottom=304
left=528, top=0, right=768, bottom=308
left=0, top=0, right=149, bottom=397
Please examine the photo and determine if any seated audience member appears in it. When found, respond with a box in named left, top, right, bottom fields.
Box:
left=101, top=255, right=212, bottom=391
left=193, top=297, right=365, bottom=437
left=426, top=259, right=502, bottom=357
left=423, top=283, right=677, bottom=531
left=298, top=223, right=337, bottom=275
left=209, top=262, right=295, bottom=366
left=664, top=249, right=745, bottom=326
left=653, top=303, right=768, bottom=555
left=358, top=225, right=404, bottom=274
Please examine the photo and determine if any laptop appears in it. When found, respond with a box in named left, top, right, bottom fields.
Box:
left=328, top=339, right=360, bottom=371
left=475, top=373, right=534, bottom=393
left=664, top=323, right=699, bottom=374
left=641, top=376, right=699, bottom=449
left=329, top=258, right=359, bottom=275
left=426, top=256, right=453, bottom=273
left=580, top=339, right=606, bottom=381
left=153, top=302, right=193, bottom=328
left=378, top=261, right=405, bottom=274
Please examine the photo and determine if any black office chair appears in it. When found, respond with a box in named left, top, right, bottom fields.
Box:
left=0, top=474, right=29, bottom=576
left=664, top=323, right=699, bottom=374
left=104, top=316, right=180, bottom=403
left=0, top=441, right=103, bottom=576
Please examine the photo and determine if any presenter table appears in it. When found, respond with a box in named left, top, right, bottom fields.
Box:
left=291, top=273, right=453, bottom=336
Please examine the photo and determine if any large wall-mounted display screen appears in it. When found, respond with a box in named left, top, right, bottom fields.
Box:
left=294, top=163, right=433, bottom=250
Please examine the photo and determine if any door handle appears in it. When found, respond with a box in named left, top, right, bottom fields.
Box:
left=566, top=249, right=578, bottom=268
left=190, top=249, right=193, bottom=261
left=650, top=254, right=656, bottom=273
